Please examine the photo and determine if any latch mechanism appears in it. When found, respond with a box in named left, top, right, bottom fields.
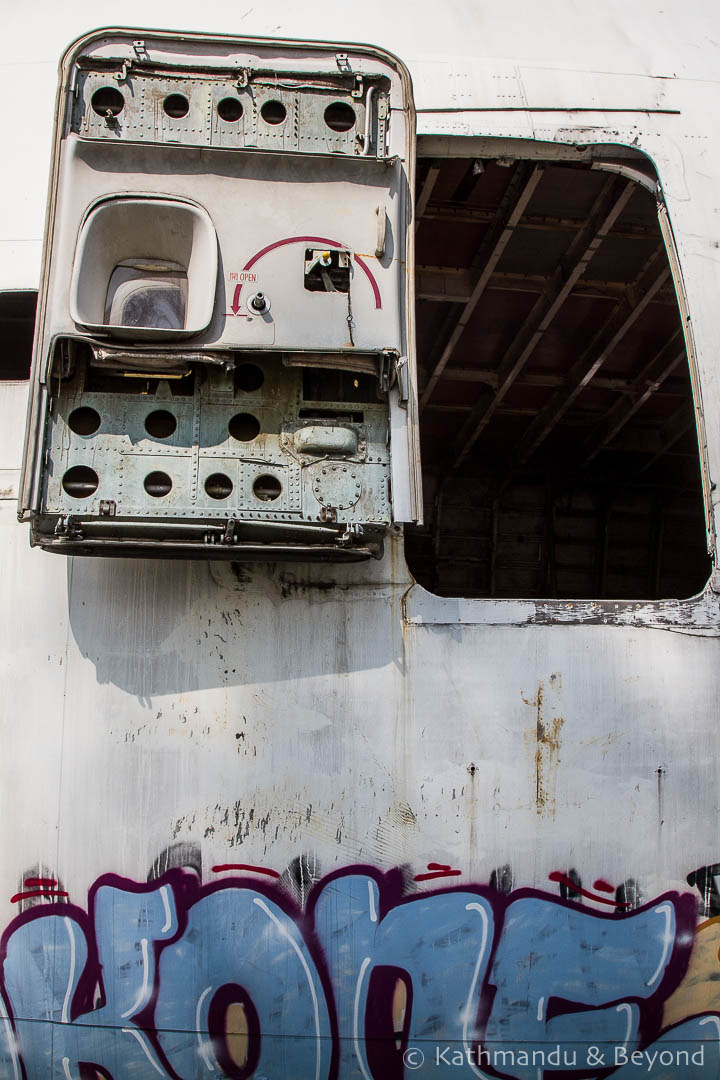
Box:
left=379, top=349, right=409, bottom=404
left=304, top=248, right=351, bottom=293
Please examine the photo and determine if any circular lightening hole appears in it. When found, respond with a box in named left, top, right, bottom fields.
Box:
left=91, top=87, right=125, bottom=117
left=62, top=466, right=99, bottom=499
left=234, top=364, right=264, bottom=393
left=68, top=407, right=101, bottom=436
left=163, top=93, right=190, bottom=118
left=253, top=475, right=281, bottom=501
left=205, top=473, right=233, bottom=500
left=260, top=100, right=287, bottom=125
left=145, top=410, right=177, bottom=439
left=229, top=413, right=260, bottom=442
left=144, top=471, right=172, bottom=498
left=324, top=102, right=356, bottom=132
left=217, top=97, right=244, bottom=122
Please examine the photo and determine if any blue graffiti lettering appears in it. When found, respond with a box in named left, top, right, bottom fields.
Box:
left=154, top=884, right=332, bottom=1079
left=313, top=872, right=495, bottom=1077
left=484, top=895, right=684, bottom=1079
left=3, top=881, right=178, bottom=1077
left=0, top=867, right=713, bottom=1079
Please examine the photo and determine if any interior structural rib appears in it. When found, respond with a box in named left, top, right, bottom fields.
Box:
left=406, top=154, right=710, bottom=600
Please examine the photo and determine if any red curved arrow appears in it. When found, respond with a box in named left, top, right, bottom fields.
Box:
left=230, top=234, right=382, bottom=313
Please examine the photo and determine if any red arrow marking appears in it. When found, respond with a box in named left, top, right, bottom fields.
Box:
left=354, top=255, right=382, bottom=309
left=229, top=234, right=382, bottom=312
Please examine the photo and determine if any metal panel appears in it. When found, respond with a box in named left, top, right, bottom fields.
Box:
left=3, top=4, right=720, bottom=1076
left=20, top=29, right=420, bottom=550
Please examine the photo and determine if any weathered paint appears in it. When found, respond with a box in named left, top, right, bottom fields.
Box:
left=3, top=0, right=720, bottom=1075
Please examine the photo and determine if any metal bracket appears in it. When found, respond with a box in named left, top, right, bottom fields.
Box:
left=379, top=349, right=398, bottom=394
left=378, top=350, right=408, bottom=404
left=320, top=506, right=338, bottom=523
left=376, top=94, right=389, bottom=158
left=395, top=356, right=409, bottom=406
left=99, top=500, right=116, bottom=517
left=337, top=523, right=364, bottom=545
left=54, top=515, right=81, bottom=539
left=115, top=59, right=131, bottom=84
left=352, top=74, right=364, bottom=100
left=335, top=53, right=351, bottom=72
left=132, top=40, right=149, bottom=61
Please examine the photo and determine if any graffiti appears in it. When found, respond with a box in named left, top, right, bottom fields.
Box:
left=546, top=870, right=629, bottom=908
left=0, top=867, right=719, bottom=1079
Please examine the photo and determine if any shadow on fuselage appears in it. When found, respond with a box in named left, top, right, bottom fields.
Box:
left=66, top=545, right=410, bottom=699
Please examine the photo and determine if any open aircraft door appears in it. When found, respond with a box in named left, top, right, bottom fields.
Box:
left=18, top=29, right=420, bottom=559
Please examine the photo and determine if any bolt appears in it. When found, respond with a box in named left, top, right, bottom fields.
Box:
left=250, top=292, right=267, bottom=312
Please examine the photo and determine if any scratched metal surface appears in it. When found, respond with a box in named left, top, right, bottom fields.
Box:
left=1, top=511, right=720, bottom=1073
left=3, top=0, right=720, bottom=1076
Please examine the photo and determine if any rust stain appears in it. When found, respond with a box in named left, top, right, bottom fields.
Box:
left=523, top=677, right=564, bottom=818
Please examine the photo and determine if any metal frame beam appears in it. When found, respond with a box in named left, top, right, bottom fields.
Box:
left=451, top=176, right=636, bottom=469
left=580, top=329, right=685, bottom=464
left=419, top=162, right=544, bottom=411
left=422, top=202, right=656, bottom=240
left=415, top=161, right=441, bottom=229
left=636, top=402, right=696, bottom=474
left=439, top=366, right=686, bottom=396
left=416, top=265, right=675, bottom=304
left=514, top=246, right=671, bottom=465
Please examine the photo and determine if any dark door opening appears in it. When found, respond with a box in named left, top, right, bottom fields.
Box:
left=405, top=154, right=710, bottom=600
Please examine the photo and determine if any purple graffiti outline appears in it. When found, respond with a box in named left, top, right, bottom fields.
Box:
left=0, top=865, right=704, bottom=1080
